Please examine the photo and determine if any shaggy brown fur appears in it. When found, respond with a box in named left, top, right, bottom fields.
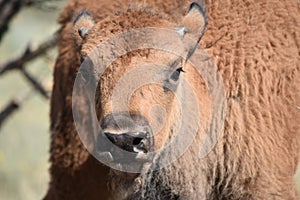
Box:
left=45, top=0, right=300, bottom=199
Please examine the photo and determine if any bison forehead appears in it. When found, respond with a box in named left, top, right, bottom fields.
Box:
left=81, top=11, right=177, bottom=56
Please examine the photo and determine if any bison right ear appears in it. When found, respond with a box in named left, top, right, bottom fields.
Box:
left=73, top=11, right=95, bottom=46
left=177, top=2, right=207, bottom=60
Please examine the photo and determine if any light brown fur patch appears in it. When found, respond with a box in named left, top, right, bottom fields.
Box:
left=45, top=0, right=300, bottom=199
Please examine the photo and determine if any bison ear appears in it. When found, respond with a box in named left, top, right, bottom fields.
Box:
left=73, top=11, right=95, bottom=46
left=177, top=2, right=207, bottom=59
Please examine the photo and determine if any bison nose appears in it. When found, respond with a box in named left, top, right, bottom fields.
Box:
left=104, top=131, right=151, bottom=153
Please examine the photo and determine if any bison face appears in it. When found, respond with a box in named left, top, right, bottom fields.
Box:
left=72, top=3, right=209, bottom=173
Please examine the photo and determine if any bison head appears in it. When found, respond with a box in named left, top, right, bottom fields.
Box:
left=71, top=3, right=215, bottom=174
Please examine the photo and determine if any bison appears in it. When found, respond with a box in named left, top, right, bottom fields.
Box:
left=45, top=0, right=300, bottom=199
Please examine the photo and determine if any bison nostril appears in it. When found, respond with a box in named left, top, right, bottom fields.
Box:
left=138, top=141, right=144, bottom=148
left=104, top=132, right=151, bottom=153
left=133, top=138, right=143, bottom=145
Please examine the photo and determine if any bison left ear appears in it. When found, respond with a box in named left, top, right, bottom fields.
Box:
left=73, top=11, right=95, bottom=46
left=176, top=2, right=207, bottom=59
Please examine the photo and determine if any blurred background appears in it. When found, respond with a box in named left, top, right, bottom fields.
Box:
left=0, top=1, right=66, bottom=199
left=0, top=1, right=299, bottom=200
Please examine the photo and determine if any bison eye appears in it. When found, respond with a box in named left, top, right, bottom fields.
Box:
left=170, top=67, right=185, bottom=81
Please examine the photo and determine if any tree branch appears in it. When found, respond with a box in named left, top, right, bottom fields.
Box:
left=20, top=67, right=50, bottom=99
left=0, top=33, right=58, bottom=76
left=0, top=0, right=60, bottom=129
left=0, top=0, right=33, bottom=42
left=0, top=98, right=20, bottom=128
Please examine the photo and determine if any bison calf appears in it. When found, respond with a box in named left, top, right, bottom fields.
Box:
left=45, top=0, right=300, bottom=199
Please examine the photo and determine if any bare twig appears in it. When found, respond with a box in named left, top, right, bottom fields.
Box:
left=0, top=0, right=64, bottom=41
left=0, top=77, right=49, bottom=130
left=0, top=0, right=60, bottom=129
left=0, top=0, right=33, bottom=42
left=0, top=98, right=20, bottom=128
left=0, top=33, right=57, bottom=127
left=0, top=33, right=58, bottom=76
left=0, top=87, right=35, bottom=129
left=20, top=67, right=50, bottom=99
